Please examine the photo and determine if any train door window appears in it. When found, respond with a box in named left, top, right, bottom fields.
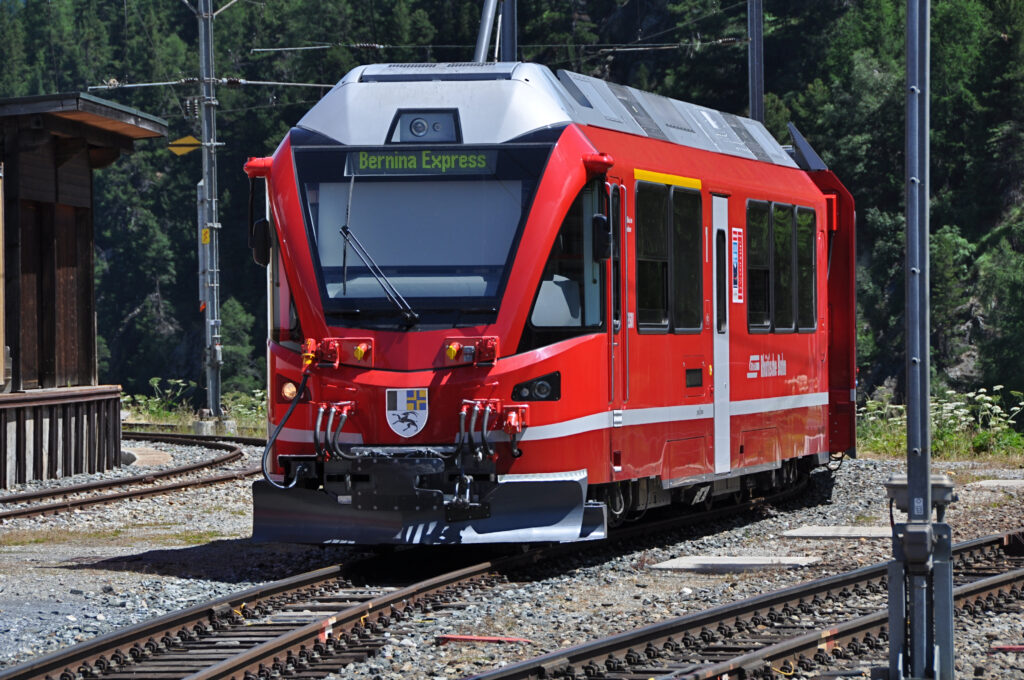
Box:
left=635, top=182, right=669, bottom=330
left=271, top=232, right=303, bottom=349
left=746, top=201, right=771, bottom=331
left=796, top=207, right=817, bottom=331
left=716, top=230, right=727, bottom=332
left=520, top=182, right=605, bottom=351
left=610, top=184, right=622, bottom=332
left=672, top=188, right=702, bottom=332
left=773, top=204, right=796, bottom=332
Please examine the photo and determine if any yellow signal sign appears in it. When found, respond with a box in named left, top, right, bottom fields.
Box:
left=169, top=135, right=202, bottom=156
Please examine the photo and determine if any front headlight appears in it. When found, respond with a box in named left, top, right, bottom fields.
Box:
left=512, top=372, right=561, bottom=401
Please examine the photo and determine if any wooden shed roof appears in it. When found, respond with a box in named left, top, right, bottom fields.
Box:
left=0, top=92, right=167, bottom=141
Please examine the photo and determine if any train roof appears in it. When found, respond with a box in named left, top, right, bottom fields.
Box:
left=297, top=62, right=798, bottom=169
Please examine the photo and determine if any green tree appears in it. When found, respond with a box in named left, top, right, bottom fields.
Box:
left=976, top=205, right=1024, bottom=393
left=930, top=225, right=976, bottom=385
left=0, top=0, right=29, bottom=96
left=221, top=297, right=261, bottom=394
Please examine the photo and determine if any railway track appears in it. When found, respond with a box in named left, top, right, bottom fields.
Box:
left=0, top=549, right=516, bottom=680
left=0, top=433, right=260, bottom=522
left=4, top=518, right=1022, bottom=680
left=468, top=529, right=1024, bottom=680
left=0, top=448, right=821, bottom=680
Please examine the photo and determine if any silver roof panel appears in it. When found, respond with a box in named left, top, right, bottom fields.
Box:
left=297, top=62, right=797, bottom=168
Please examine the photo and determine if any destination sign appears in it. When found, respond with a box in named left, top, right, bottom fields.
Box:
left=347, top=149, right=497, bottom=176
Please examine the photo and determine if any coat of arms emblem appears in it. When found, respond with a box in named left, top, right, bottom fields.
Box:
left=386, top=388, right=428, bottom=438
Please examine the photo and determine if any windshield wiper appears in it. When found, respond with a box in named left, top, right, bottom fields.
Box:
left=339, top=225, right=419, bottom=327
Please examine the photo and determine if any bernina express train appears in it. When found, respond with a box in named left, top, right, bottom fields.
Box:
left=243, top=61, right=855, bottom=545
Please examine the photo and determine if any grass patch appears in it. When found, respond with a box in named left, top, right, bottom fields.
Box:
left=0, top=527, right=129, bottom=547
left=942, top=470, right=1001, bottom=485
left=987, top=492, right=1016, bottom=509
left=159, top=530, right=226, bottom=545
left=0, top=523, right=226, bottom=548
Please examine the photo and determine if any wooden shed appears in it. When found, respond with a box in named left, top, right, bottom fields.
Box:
left=0, top=93, right=167, bottom=488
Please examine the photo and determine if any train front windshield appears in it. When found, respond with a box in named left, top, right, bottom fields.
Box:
left=293, top=144, right=552, bottom=327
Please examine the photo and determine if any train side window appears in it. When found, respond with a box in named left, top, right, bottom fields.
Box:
left=531, top=198, right=585, bottom=327
left=635, top=182, right=669, bottom=331
left=746, top=201, right=771, bottom=331
left=672, top=188, right=702, bottom=332
left=773, top=204, right=796, bottom=332
left=520, top=183, right=605, bottom=352
left=796, top=207, right=817, bottom=331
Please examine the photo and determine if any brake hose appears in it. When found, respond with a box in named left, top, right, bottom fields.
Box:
left=262, top=372, right=312, bottom=490
left=480, top=404, right=493, bottom=460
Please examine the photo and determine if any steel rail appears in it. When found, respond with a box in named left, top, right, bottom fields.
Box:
left=0, top=436, right=242, bottom=505
left=0, top=549, right=546, bottom=680
left=466, top=530, right=1022, bottom=680
left=0, top=452, right=835, bottom=680
left=180, top=559, right=511, bottom=680
left=678, top=565, right=1024, bottom=680
left=0, top=563, right=354, bottom=680
left=121, top=430, right=267, bottom=447
left=0, top=435, right=256, bottom=521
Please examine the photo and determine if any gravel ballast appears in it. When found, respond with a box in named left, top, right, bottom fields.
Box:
left=0, top=442, right=1022, bottom=678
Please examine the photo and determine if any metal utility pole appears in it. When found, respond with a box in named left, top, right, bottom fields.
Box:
left=195, top=0, right=222, bottom=416
left=473, top=0, right=500, bottom=62
left=886, top=0, right=955, bottom=677
left=499, top=0, right=517, bottom=61
left=747, top=0, right=764, bottom=123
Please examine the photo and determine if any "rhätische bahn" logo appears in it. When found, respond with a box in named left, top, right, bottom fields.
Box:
left=746, top=353, right=788, bottom=379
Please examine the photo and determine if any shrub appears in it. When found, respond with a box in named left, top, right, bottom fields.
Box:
left=858, top=385, right=1024, bottom=458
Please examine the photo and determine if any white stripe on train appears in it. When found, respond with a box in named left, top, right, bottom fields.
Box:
left=270, top=391, right=829, bottom=445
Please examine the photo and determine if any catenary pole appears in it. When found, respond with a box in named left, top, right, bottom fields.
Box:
left=746, top=0, right=764, bottom=123
left=904, top=0, right=932, bottom=670
left=888, top=1, right=954, bottom=677
left=499, top=0, right=517, bottom=62
left=196, top=0, right=222, bottom=417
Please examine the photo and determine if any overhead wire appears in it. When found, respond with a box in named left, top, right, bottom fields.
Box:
left=115, top=0, right=751, bottom=122
left=247, top=0, right=751, bottom=64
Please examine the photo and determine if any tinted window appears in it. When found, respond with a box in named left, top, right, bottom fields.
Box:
left=293, top=144, right=550, bottom=327
left=773, top=204, right=795, bottom=331
left=797, top=207, right=817, bottom=330
left=672, top=189, right=702, bottom=331
left=636, top=182, right=669, bottom=329
left=716, top=230, right=727, bottom=333
left=519, top=183, right=606, bottom=352
left=747, top=201, right=771, bottom=329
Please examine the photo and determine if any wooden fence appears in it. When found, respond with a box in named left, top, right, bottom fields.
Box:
left=0, top=385, right=122, bottom=489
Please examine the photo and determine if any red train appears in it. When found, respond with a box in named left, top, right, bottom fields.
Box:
left=244, top=62, right=855, bottom=545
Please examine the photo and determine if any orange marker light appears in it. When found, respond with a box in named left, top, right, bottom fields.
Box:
left=281, top=381, right=298, bottom=400
left=301, top=338, right=317, bottom=370
left=353, top=342, right=371, bottom=361
left=446, top=342, right=463, bottom=361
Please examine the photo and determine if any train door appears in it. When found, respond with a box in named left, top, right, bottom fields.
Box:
left=605, top=180, right=627, bottom=462
left=712, top=195, right=730, bottom=473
